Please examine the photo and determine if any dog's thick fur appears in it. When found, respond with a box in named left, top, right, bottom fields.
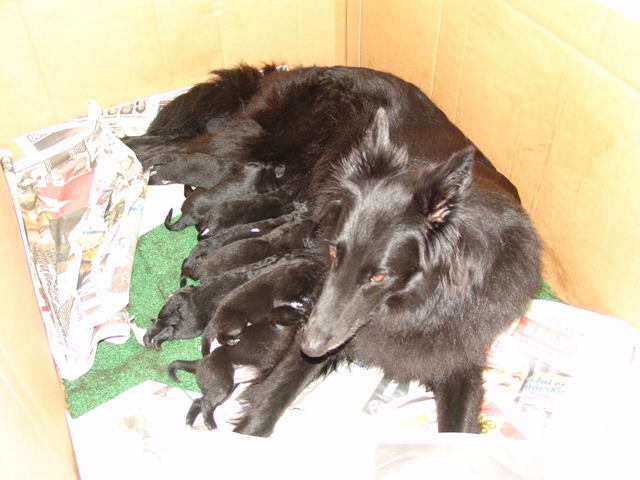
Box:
left=126, top=64, right=541, bottom=437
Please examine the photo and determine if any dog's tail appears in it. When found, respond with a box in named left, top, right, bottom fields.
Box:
left=164, top=208, right=193, bottom=231
left=168, top=359, right=199, bottom=383
left=146, top=64, right=280, bottom=138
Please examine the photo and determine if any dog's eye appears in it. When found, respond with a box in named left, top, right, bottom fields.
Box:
left=329, top=246, right=337, bottom=259
left=370, top=273, right=386, bottom=283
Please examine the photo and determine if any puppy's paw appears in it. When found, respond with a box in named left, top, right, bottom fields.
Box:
left=143, top=322, right=176, bottom=349
left=185, top=398, right=202, bottom=427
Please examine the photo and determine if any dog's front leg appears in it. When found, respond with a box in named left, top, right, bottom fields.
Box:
left=233, top=333, right=328, bottom=437
left=431, top=364, right=485, bottom=433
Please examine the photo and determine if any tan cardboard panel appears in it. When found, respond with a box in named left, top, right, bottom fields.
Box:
left=0, top=2, right=58, bottom=156
left=0, top=174, right=79, bottom=478
left=454, top=0, right=567, bottom=209
left=151, top=0, right=225, bottom=87
left=216, top=0, right=338, bottom=68
left=507, top=0, right=640, bottom=92
left=344, top=0, right=362, bottom=66
left=431, top=0, right=473, bottom=120
left=534, top=69, right=640, bottom=324
left=505, top=0, right=608, bottom=58
left=598, top=9, right=640, bottom=91
left=17, top=1, right=176, bottom=122
left=297, top=1, right=341, bottom=67
left=359, top=0, right=441, bottom=94
left=359, top=0, right=640, bottom=327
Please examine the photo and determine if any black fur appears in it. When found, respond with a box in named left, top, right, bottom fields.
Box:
left=168, top=315, right=302, bottom=430
left=201, top=253, right=325, bottom=355
left=144, top=254, right=290, bottom=349
left=164, top=162, right=288, bottom=232
left=181, top=218, right=316, bottom=287
left=233, top=110, right=540, bottom=436
left=127, top=64, right=540, bottom=437
left=197, top=192, right=294, bottom=239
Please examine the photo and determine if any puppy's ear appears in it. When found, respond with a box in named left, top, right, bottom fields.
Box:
left=416, top=146, right=474, bottom=229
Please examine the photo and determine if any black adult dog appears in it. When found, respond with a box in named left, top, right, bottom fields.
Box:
left=125, top=64, right=541, bottom=436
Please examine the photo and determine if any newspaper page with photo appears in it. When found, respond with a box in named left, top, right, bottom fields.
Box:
left=1, top=89, right=179, bottom=380
left=342, top=299, right=639, bottom=444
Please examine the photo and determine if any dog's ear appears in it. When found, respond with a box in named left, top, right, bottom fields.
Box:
left=314, top=194, right=343, bottom=229
left=367, top=107, right=391, bottom=151
left=337, top=108, right=408, bottom=183
left=416, top=146, right=474, bottom=229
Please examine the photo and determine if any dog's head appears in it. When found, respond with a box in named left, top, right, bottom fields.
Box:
left=301, top=108, right=475, bottom=357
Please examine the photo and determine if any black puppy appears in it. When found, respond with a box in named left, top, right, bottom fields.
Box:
left=144, top=254, right=289, bottom=349
left=180, top=218, right=316, bottom=287
left=179, top=205, right=309, bottom=286
left=168, top=307, right=305, bottom=430
left=201, top=253, right=326, bottom=355
left=164, top=162, right=287, bottom=231
left=197, top=192, right=295, bottom=239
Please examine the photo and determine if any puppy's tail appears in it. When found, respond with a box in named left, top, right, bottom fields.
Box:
left=168, top=359, right=199, bottom=383
left=164, top=208, right=192, bottom=231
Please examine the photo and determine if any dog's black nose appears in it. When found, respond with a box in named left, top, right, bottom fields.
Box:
left=300, top=333, right=335, bottom=358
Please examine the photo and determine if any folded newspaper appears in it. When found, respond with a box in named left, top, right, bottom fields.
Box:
left=2, top=88, right=189, bottom=380
left=71, top=299, right=639, bottom=479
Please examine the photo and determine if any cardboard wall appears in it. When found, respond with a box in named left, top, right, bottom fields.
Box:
left=0, top=0, right=348, bottom=157
left=358, top=0, right=640, bottom=329
left=0, top=2, right=347, bottom=478
left=2, top=1, right=640, bottom=477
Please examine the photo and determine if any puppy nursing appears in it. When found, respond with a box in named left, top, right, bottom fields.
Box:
left=127, top=64, right=541, bottom=436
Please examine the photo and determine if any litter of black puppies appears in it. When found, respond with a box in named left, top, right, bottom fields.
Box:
left=125, top=63, right=541, bottom=437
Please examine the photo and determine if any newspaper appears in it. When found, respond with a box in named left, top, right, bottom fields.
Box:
left=70, top=300, right=639, bottom=479
left=347, top=300, right=639, bottom=443
left=1, top=88, right=183, bottom=380
left=13, top=87, right=191, bottom=156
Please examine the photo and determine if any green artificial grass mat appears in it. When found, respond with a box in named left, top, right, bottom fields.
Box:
left=62, top=219, right=562, bottom=418
left=63, top=218, right=202, bottom=417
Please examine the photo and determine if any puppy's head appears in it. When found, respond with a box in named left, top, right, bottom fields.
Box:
left=144, top=287, right=196, bottom=349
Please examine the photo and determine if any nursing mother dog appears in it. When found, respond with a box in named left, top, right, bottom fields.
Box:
left=124, top=64, right=541, bottom=437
